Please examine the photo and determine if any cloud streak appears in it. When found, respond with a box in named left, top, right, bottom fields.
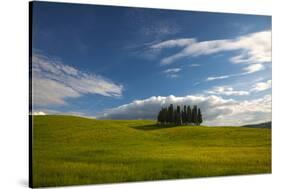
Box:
left=163, top=68, right=181, bottom=74
left=206, top=86, right=249, bottom=96
left=243, top=63, right=265, bottom=74
left=151, top=30, right=271, bottom=83
left=251, top=80, right=272, bottom=92
left=206, top=75, right=232, bottom=81
left=163, top=68, right=182, bottom=78
left=151, top=30, right=271, bottom=65
left=206, top=63, right=265, bottom=81
left=189, top=64, right=200, bottom=67
left=32, top=53, right=123, bottom=106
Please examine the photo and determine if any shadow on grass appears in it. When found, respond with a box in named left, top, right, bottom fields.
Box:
left=131, top=124, right=180, bottom=131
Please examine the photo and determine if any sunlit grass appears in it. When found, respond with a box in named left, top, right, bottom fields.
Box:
left=32, top=115, right=271, bottom=187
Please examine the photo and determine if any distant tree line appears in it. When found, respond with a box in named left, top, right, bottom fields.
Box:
left=157, top=104, right=203, bottom=126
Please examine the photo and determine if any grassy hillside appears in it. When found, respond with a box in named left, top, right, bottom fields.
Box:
left=242, top=121, right=272, bottom=129
left=32, top=115, right=271, bottom=187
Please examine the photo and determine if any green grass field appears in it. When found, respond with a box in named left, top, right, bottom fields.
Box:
left=32, top=115, right=271, bottom=187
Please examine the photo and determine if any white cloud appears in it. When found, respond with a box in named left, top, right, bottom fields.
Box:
left=99, top=94, right=271, bottom=126
left=163, top=68, right=181, bottom=74
left=206, top=75, right=231, bottom=81
left=189, top=64, right=200, bottom=67
left=167, top=74, right=179, bottom=78
left=243, top=63, right=265, bottom=74
left=149, top=30, right=271, bottom=83
left=208, top=94, right=271, bottom=126
left=32, top=111, right=46, bottom=116
left=163, top=68, right=181, bottom=78
left=151, top=30, right=271, bottom=65
left=33, top=77, right=81, bottom=105
left=151, top=39, right=196, bottom=49
left=32, top=53, right=123, bottom=106
left=31, top=108, right=96, bottom=118
left=206, top=86, right=249, bottom=96
left=140, top=20, right=180, bottom=37
left=205, top=79, right=271, bottom=97
left=206, top=63, right=265, bottom=81
left=251, top=80, right=272, bottom=92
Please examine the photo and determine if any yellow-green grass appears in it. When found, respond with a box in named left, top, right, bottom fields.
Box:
left=32, top=115, right=271, bottom=187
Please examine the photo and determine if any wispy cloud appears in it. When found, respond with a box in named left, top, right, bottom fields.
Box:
left=100, top=94, right=271, bottom=126
left=206, top=75, right=232, bottom=81
left=167, top=74, right=179, bottom=78
left=204, top=79, right=271, bottom=98
left=151, top=30, right=271, bottom=65
left=206, top=86, right=249, bottom=96
left=141, top=23, right=180, bottom=37
left=125, top=9, right=180, bottom=39
left=251, top=79, right=272, bottom=92
left=189, top=64, right=200, bottom=67
left=243, top=63, right=265, bottom=74
left=31, top=108, right=95, bottom=118
left=152, top=39, right=195, bottom=49
left=163, top=68, right=181, bottom=74
left=206, top=63, right=265, bottom=81
left=163, top=68, right=182, bottom=78
left=32, top=53, right=123, bottom=106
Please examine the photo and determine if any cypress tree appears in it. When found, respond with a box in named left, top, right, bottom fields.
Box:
left=181, top=111, right=185, bottom=125
left=183, top=105, right=187, bottom=124
left=195, top=106, right=198, bottom=125
left=198, top=108, right=203, bottom=125
left=191, top=105, right=198, bottom=125
left=158, top=108, right=164, bottom=124
left=168, top=104, right=174, bottom=124
left=157, top=109, right=161, bottom=124
left=161, top=108, right=165, bottom=124
left=162, top=107, right=166, bottom=124
left=176, top=105, right=182, bottom=125
left=172, top=110, right=176, bottom=124
left=187, top=105, right=192, bottom=124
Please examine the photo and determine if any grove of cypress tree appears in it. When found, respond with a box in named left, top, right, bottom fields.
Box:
left=157, top=104, right=203, bottom=126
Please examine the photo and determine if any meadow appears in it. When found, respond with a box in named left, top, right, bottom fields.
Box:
left=32, top=115, right=271, bottom=187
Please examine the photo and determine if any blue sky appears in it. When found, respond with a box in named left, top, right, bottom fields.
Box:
left=32, top=2, right=272, bottom=125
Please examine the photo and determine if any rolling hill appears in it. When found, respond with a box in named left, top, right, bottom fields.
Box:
left=32, top=115, right=271, bottom=187
left=242, top=122, right=272, bottom=129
